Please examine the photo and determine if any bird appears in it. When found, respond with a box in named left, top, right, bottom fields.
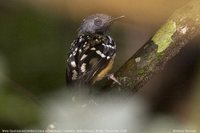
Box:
left=66, top=13, right=124, bottom=86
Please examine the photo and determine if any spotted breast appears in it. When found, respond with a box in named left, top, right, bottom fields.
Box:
left=66, top=33, right=116, bottom=85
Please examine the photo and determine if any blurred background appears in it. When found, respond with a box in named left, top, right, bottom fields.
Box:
left=0, top=0, right=200, bottom=132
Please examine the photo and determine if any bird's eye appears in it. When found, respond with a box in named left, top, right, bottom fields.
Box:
left=94, top=19, right=102, bottom=26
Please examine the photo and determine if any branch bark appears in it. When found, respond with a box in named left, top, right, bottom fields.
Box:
left=103, top=0, right=200, bottom=93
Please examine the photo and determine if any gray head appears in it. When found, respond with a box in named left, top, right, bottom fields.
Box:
left=78, top=13, right=124, bottom=35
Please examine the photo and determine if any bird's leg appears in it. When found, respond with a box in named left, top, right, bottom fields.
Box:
left=106, top=73, right=121, bottom=85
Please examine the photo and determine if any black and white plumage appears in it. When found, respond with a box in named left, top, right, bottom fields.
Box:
left=66, top=13, right=124, bottom=85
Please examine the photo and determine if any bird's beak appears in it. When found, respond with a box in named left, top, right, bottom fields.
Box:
left=111, top=15, right=125, bottom=22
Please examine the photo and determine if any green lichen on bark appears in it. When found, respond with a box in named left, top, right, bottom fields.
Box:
left=152, top=20, right=176, bottom=53
left=102, top=0, right=200, bottom=93
left=156, top=52, right=164, bottom=61
left=137, top=68, right=145, bottom=76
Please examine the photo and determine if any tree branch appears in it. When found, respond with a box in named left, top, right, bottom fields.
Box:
left=103, top=0, right=200, bottom=93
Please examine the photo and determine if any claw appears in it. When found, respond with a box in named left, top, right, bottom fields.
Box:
left=107, top=74, right=121, bottom=85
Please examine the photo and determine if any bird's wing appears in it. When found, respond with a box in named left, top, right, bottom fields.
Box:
left=66, top=34, right=116, bottom=86
left=77, top=35, right=116, bottom=85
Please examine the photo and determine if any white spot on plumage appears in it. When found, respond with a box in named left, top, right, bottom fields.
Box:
left=106, top=45, right=115, bottom=49
left=90, top=47, right=96, bottom=50
left=72, top=70, right=78, bottom=80
left=71, top=61, right=76, bottom=67
left=79, top=38, right=83, bottom=42
left=107, top=56, right=111, bottom=59
left=96, top=50, right=106, bottom=58
left=107, top=36, right=113, bottom=43
left=79, top=36, right=83, bottom=42
left=102, top=43, right=115, bottom=49
left=96, top=50, right=101, bottom=55
left=73, top=51, right=77, bottom=56
left=102, top=43, right=106, bottom=47
left=81, top=63, right=86, bottom=72
left=79, top=49, right=82, bottom=53
left=80, top=54, right=87, bottom=61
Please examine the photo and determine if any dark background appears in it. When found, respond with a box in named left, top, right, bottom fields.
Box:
left=0, top=0, right=199, bottom=130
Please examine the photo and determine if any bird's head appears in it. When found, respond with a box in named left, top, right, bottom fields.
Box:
left=78, top=13, right=124, bottom=35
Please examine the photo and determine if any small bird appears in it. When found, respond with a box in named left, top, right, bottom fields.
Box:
left=66, top=13, right=124, bottom=86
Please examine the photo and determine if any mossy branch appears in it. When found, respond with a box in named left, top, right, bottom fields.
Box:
left=103, top=0, right=200, bottom=93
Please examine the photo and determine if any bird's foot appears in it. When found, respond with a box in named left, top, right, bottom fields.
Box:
left=107, top=73, right=121, bottom=85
